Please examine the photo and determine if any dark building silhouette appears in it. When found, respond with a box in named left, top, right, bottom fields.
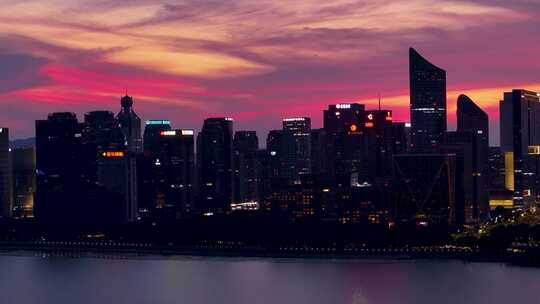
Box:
left=391, top=122, right=410, bottom=154
left=281, top=118, right=311, bottom=183
left=85, top=110, right=137, bottom=223
left=98, top=150, right=138, bottom=222
left=197, top=118, right=234, bottom=213
left=266, top=130, right=283, bottom=181
left=440, top=131, right=474, bottom=225
left=409, top=48, right=447, bottom=151
left=117, top=95, right=142, bottom=154
left=150, top=129, right=195, bottom=216
left=310, top=128, right=327, bottom=176
left=36, top=113, right=123, bottom=226
left=35, top=113, right=84, bottom=223
left=143, top=120, right=171, bottom=154
left=323, top=103, right=365, bottom=177
left=83, top=111, right=125, bottom=184
left=11, top=147, right=35, bottom=219
left=487, top=147, right=506, bottom=191
left=0, top=128, right=12, bottom=217
left=456, top=94, right=489, bottom=220
left=364, top=109, right=394, bottom=180
left=392, top=154, right=457, bottom=226
left=233, top=131, right=259, bottom=204
left=500, top=89, right=540, bottom=207
left=139, top=119, right=172, bottom=216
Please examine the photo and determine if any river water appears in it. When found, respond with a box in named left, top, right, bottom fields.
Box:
left=0, top=253, right=539, bottom=304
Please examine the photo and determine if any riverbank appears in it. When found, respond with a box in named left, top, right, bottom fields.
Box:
left=0, top=241, right=536, bottom=266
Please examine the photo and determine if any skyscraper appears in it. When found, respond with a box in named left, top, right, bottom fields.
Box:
left=0, top=128, right=12, bottom=218
left=197, top=118, right=234, bottom=213
left=12, top=147, right=35, bottom=219
left=117, top=95, right=142, bottom=154
left=233, top=131, right=259, bottom=204
left=86, top=110, right=137, bottom=222
left=83, top=111, right=125, bottom=185
left=143, top=120, right=171, bottom=154
left=152, top=129, right=195, bottom=216
left=281, top=117, right=311, bottom=183
left=323, top=103, right=365, bottom=176
left=35, top=113, right=85, bottom=223
left=409, top=48, right=447, bottom=151
left=36, top=113, right=123, bottom=226
left=440, top=131, right=475, bottom=225
left=500, top=89, right=540, bottom=207
left=98, top=150, right=137, bottom=222
left=456, top=94, right=489, bottom=220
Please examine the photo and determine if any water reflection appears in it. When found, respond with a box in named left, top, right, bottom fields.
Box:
left=0, top=253, right=539, bottom=304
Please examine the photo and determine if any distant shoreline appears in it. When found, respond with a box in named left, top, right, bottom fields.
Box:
left=0, top=242, right=535, bottom=267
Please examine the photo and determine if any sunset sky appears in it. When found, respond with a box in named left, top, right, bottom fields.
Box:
left=1, top=0, right=539, bottom=145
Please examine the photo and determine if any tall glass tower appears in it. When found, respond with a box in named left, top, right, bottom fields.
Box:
left=409, top=48, right=447, bottom=152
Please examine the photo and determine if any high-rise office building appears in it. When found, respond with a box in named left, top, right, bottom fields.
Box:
left=117, top=95, right=142, bottom=154
left=391, top=122, right=410, bottom=154
left=12, top=147, right=35, bottom=219
left=281, top=117, right=311, bottom=183
left=0, top=128, right=12, bottom=218
left=154, top=129, right=195, bottom=216
left=35, top=113, right=85, bottom=223
left=197, top=118, right=234, bottom=213
left=500, top=89, right=540, bottom=207
left=86, top=110, right=137, bottom=222
left=233, top=131, right=259, bottom=204
left=310, top=128, right=327, bottom=176
left=36, top=113, right=123, bottom=225
left=364, top=109, right=394, bottom=180
left=323, top=103, right=365, bottom=176
left=139, top=119, right=173, bottom=216
left=392, top=154, right=457, bottom=226
left=440, top=131, right=474, bottom=225
left=84, top=111, right=124, bottom=151
left=83, top=111, right=125, bottom=185
left=98, top=150, right=138, bottom=222
left=143, top=120, right=171, bottom=154
left=456, top=94, right=489, bottom=220
left=409, top=48, right=447, bottom=151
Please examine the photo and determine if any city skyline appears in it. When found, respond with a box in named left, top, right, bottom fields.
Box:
left=1, top=1, right=540, bottom=145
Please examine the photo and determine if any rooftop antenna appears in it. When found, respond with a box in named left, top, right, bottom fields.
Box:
left=378, top=93, right=381, bottom=111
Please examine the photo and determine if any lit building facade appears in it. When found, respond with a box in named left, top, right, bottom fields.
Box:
left=500, top=89, right=540, bottom=207
left=12, top=147, right=35, bottom=218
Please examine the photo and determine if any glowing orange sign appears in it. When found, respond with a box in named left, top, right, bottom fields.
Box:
left=102, top=151, right=125, bottom=158
left=350, top=124, right=358, bottom=132
left=365, top=122, right=374, bottom=128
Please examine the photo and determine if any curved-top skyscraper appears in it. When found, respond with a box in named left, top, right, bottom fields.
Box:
left=409, top=48, right=447, bottom=152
